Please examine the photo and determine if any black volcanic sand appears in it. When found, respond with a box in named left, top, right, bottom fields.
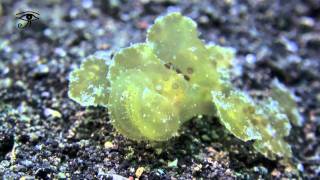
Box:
left=0, top=0, right=319, bottom=179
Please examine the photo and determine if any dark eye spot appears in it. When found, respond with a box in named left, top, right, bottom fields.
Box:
left=183, top=74, right=190, bottom=81
left=212, top=60, right=217, bottom=67
left=187, top=67, right=193, bottom=74
left=164, top=62, right=173, bottom=69
left=175, top=68, right=182, bottom=74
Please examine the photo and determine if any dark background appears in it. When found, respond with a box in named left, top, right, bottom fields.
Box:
left=0, top=0, right=319, bottom=179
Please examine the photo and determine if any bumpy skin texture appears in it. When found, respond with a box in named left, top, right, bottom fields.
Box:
left=270, top=79, right=304, bottom=126
left=108, top=44, right=188, bottom=141
left=253, top=98, right=292, bottom=159
left=212, top=90, right=262, bottom=141
left=68, top=52, right=110, bottom=107
left=68, top=13, right=302, bottom=160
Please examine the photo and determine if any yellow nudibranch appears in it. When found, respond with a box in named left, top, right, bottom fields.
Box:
left=68, top=13, right=302, bottom=160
